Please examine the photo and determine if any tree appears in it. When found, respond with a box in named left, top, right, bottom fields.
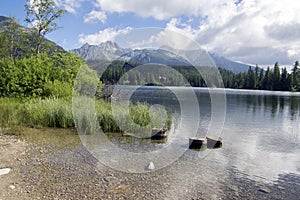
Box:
left=273, top=62, right=281, bottom=90
left=25, top=0, right=65, bottom=54
left=0, top=33, right=9, bottom=58
left=261, top=67, right=272, bottom=90
left=292, top=61, right=299, bottom=90
left=280, top=67, right=291, bottom=91
left=244, top=66, right=256, bottom=89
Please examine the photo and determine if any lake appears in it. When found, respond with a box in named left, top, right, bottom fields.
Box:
left=20, top=87, right=299, bottom=199
left=79, top=86, right=300, bottom=199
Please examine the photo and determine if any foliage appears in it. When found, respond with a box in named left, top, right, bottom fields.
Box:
left=0, top=52, right=82, bottom=98
left=0, top=17, right=32, bottom=58
left=25, top=0, right=65, bottom=54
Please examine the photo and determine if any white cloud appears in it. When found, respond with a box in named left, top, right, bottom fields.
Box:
left=93, top=0, right=205, bottom=20
left=54, top=0, right=84, bottom=14
left=78, top=27, right=132, bottom=45
left=84, top=10, right=107, bottom=23
left=83, top=0, right=300, bottom=64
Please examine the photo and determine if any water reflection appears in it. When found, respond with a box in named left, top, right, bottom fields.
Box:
left=101, top=87, right=300, bottom=197
left=153, top=89, right=298, bottom=180
left=226, top=93, right=300, bottom=120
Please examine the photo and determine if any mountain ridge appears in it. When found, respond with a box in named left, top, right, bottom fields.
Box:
left=0, top=15, right=64, bottom=56
left=71, top=41, right=253, bottom=73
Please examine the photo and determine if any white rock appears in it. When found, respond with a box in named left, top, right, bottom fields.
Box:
left=147, top=162, right=155, bottom=170
left=0, top=168, right=11, bottom=176
left=9, top=185, right=15, bottom=190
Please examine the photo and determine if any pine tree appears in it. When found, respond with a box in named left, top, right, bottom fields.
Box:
left=273, top=62, right=281, bottom=90
left=292, top=61, right=299, bottom=90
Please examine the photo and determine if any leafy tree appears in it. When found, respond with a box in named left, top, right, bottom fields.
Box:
left=25, top=0, right=65, bottom=54
left=0, top=33, right=9, bottom=58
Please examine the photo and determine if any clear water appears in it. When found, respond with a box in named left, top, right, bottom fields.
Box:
left=97, top=87, right=300, bottom=198
left=27, top=87, right=300, bottom=198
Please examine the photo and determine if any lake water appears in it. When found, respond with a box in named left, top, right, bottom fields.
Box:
left=82, top=87, right=300, bottom=198
left=19, top=87, right=300, bottom=199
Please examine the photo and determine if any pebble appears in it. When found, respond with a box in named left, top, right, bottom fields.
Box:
left=0, top=168, right=11, bottom=176
left=259, top=187, right=271, bottom=194
left=103, top=176, right=118, bottom=185
left=9, top=185, right=15, bottom=190
left=147, top=162, right=155, bottom=170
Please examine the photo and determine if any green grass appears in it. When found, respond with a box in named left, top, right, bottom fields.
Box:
left=0, top=97, right=172, bottom=135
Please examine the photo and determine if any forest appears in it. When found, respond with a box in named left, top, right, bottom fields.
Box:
left=89, top=60, right=300, bottom=92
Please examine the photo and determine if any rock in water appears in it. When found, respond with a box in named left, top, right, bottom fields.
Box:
left=259, top=187, right=271, bottom=194
left=147, top=162, right=155, bottom=170
left=9, top=185, right=15, bottom=190
left=0, top=168, right=11, bottom=176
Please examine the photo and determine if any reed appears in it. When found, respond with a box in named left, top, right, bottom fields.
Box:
left=0, top=97, right=172, bottom=135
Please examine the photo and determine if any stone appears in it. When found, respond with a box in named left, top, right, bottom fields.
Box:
left=258, top=187, right=271, bottom=194
left=189, top=137, right=207, bottom=149
left=147, top=162, right=155, bottom=170
left=9, top=185, right=15, bottom=190
left=206, top=135, right=223, bottom=148
left=0, top=168, right=11, bottom=176
left=103, top=176, right=118, bottom=186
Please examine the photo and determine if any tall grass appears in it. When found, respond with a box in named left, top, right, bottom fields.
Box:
left=0, top=97, right=172, bottom=135
left=22, top=98, right=74, bottom=128
left=0, top=98, right=22, bottom=134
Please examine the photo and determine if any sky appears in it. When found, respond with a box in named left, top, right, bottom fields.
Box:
left=1, top=0, right=300, bottom=66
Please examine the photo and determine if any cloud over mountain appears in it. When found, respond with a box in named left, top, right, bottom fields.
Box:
left=80, top=0, right=300, bottom=65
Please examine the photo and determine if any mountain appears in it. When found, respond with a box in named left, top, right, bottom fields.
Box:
left=122, top=49, right=191, bottom=66
left=70, top=41, right=130, bottom=61
left=0, top=16, right=11, bottom=27
left=208, top=52, right=252, bottom=73
left=71, top=41, right=252, bottom=73
left=0, top=16, right=64, bottom=56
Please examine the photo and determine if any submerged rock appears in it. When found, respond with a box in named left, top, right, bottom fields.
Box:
left=0, top=168, right=11, bottom=176
left=259, top=187, right=271, bottom=194
left=147, top=162, right=155, bottom=170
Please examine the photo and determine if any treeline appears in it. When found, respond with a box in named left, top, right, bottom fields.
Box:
left=90, top=60, right=300, bottom=92
left=221, top=62, right=300, bottom=91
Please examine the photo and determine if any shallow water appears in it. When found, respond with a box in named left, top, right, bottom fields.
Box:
left=23, top=87, right=300, bottom=199
left=94, top=87, right=300, bottom=197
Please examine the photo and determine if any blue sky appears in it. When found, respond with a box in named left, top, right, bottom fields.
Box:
left=1, top=0, right=300, bottom=66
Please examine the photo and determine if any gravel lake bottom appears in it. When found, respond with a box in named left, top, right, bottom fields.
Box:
left=0, top=128, right=300, bottom=200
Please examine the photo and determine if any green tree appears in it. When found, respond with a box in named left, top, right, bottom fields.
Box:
left=273, top=62, right=281, bottom=90
left=280, top=67, right=291, bottom=91
left=0, top=33, right=9, bottom=58
left=292, top=61, right=299, bottom=90
left=25, top=0, right=65, bottom=54
left=244, top=66, right=256, bottom=89
left=261, top=67, right=272, bottom=90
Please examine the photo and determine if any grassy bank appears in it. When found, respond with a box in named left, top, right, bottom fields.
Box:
left=0, top=98, right=171, bottom=135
